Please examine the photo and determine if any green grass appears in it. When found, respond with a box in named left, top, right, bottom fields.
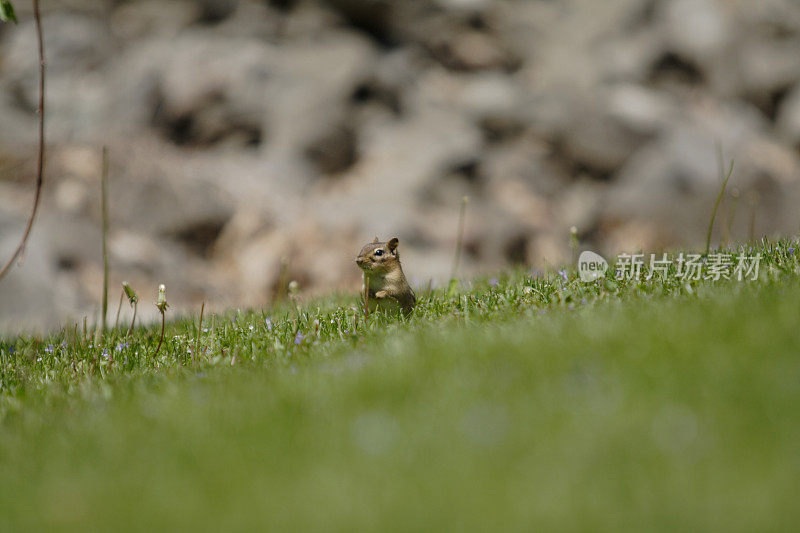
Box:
left=1, top=240, right=799, bottom=531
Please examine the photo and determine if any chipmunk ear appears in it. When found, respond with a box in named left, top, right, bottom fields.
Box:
left=373, top=236, right=380, bottom=244
left=387, top=237, right=399, bottom=252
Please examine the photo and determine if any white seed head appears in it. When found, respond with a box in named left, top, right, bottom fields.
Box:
left=156, top=284, right=168, bottom=311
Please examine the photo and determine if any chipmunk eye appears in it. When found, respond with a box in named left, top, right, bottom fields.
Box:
left=374, top=249, right=384, bottom=256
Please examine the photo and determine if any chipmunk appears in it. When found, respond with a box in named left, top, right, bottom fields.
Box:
left=356, top=237, right=416, bottom=316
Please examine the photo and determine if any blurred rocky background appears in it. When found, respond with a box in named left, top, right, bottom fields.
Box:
left=2, top=0, right=800, bottom=331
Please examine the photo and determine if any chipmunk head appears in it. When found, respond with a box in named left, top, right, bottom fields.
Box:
left=356, top=236, right=400, bottom=276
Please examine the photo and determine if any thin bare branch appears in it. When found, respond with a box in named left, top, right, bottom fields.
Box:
left=0, top=0, right=46, bottom=282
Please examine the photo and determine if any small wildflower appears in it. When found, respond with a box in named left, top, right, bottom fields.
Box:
left=122, top=281, right=138, bottom=304
left=44, top=345, right=54, bottom=354
left=7, top=345, right=14, bottom=355
left=115, top=342, right=129, bottom=352
left=153, top=284, right=169, bottom=357
left=489, top=278, right=499, bottom=287
left=248, top=324, right=255, bottom=332
left=156, top=284, right=168, bottom=313
left=294, top=331, right=305, bottom=345
left=569, top=226, right=579, bottom=251
left=265, top=318, right=273, bottom=331
left=101, top=349, right=110, bottom=360
left=788, top=247, right=795, bottom=255
left=558, top=269, right=569, bottom=283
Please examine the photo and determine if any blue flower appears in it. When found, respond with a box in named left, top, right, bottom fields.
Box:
left=294, top=331, right=305, bottom=345
left=265, top=318, right=273, bottom=331
left=101, top=349, right=110, bottom=359
left=44, top=345, right=55, bottom=354
left=558, top=269, right=569, bottom=283
left=115, top=342, right=129, bottom=352
left=788, top=247, right=795, bottom=255
left=489, top=278, right=499, bottom=287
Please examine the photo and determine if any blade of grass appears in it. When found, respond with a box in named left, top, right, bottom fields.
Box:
left=194, top=301, right=205, bottom=369
left=448, top=196, right=469, bottom=295
left=363, top=273, right=370, bottom=321
left=705, top=154, right=734, bottom=256
left=100, top=146, right=110, bottom=333
left=748, top=191, right=759, bottom=243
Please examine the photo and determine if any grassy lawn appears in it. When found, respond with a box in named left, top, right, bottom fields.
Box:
left=1, top=241, right=799, bottom=531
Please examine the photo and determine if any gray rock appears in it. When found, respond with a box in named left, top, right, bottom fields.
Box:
left=659, top=0, right=731, bottom=63
left=777, top=85, right=800, bottom=146
left=110, top=0, right=201, bottom=41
